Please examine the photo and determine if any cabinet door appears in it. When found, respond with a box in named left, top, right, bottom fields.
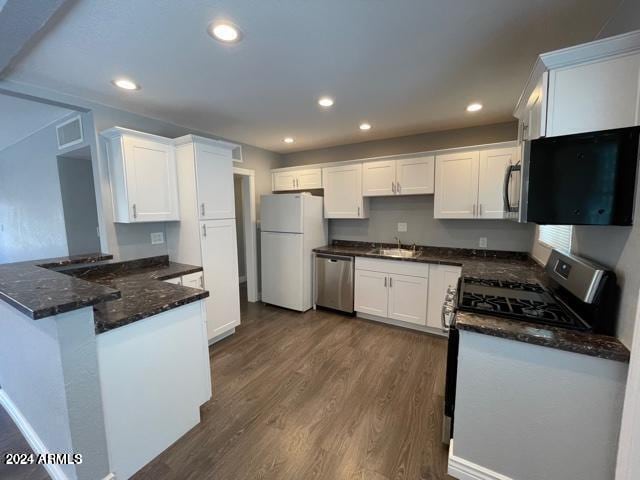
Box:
left=322, top=164, right=366, bottom=218
left=478, top=148, right=516, bottom=219
left=195, top=143, right=235, bottom=220
left=354, top=269, right=388, bottom=316
left=525, top=72, right=548, bottom=140
left=272, top=171, right=297, bottom=191
left=547, top=52, right=640, bottom=137
left=123, top=136, right=179, bottom=222
left=362, top=160, right=396, bottom=196
left=164, top=277, right=182, bottom=285
left=426, top=265, right=461, bottom=331
left=434, top=151, right=479, bottom=219
left=182, top=272, right=204, bottom=289
left=296, top=168, right=323, bottom=189
left=396, top=155, right=435, bottom=195
left=200, top=219, right=240, bottom=340
left=387, top=274, right=428, bottom=325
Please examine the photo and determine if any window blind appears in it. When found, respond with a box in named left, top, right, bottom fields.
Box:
left=538, top=225, right=572, bottom=253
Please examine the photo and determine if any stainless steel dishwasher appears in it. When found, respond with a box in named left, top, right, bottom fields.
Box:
left=315, top=254, right=354, bottom=313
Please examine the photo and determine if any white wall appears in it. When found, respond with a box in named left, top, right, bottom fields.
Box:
left=453, top=331, right=627, bottom=480
left=0, top=111, right=75, bottom=263
left=234, top=175, right=246, bottom=279
left=0, top=303, right=110, bottom=480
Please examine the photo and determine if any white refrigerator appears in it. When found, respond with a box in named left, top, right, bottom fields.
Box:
left=261, top=193, right=328, bottom=311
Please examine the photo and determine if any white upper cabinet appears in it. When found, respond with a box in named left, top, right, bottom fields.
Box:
left=515, top=32, right=640, bottom=138
left=272, top=168, right=322, bottom=191
left=362, top=155, right=434, bottom=197
left=102, top=127, right=179, bottom=223
left=396, top=155, right=435, bottom=195
left=194, top=141, right=235, bottom=220
left=322, top=164, right=368, bottom=218
left=296, top=168, right=323, bottom=189
left=547, top=52, right=640, bottom=137
left=434, top=151, right=479, bottom=219
left=478, top=148, right=517, bottom=219
left=435, top=146, right=515, bottom=219
left=362, top=160, right=396, bottom=196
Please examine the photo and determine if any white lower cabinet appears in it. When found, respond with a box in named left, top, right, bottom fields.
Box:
left=426, top=264, right=462, bottom=331
left=163, top=271, right=204, bottom=289
left=387, top=274, right=429, bottom=325
left=355, top=257, right=461, bottom=333
left=201, top=219, right=241, bottom=340
left=354, top=269, right=389, bottom=316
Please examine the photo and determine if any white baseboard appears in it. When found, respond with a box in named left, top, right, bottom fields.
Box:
left=357, top=312, right=448, bottom=338
left=0, top=389, right=70, bottom=480
left=448, top=441, right=513, bottom=480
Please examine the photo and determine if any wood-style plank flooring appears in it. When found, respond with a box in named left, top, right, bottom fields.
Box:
left=1, top=287, right=453, bottom=480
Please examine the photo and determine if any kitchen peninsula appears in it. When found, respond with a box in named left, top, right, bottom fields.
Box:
left=0, top=253, right=212, bottom=480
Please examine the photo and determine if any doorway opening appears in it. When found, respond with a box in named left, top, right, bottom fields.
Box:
left=233, top=167, right=258, bottom=303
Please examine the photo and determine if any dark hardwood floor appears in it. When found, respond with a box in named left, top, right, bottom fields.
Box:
left=1, top=285, right=453, bottom=480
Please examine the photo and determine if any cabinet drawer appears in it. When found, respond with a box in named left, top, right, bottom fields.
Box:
left=355, top=257, right=429, bottom=278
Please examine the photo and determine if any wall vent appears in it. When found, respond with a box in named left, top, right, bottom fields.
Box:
left=56, top=115, right=83, bottom=150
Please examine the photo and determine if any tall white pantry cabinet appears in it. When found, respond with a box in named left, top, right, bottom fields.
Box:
left=167, top=135, right=241, bottom=343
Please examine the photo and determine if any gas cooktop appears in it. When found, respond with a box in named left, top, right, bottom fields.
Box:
left=457, top=277, right=589, bottom=331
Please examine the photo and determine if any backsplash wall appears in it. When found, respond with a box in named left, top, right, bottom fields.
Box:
left=330, top=195, right=534, bottom=251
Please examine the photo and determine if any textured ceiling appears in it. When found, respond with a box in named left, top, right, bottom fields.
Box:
left=5, top=0, right=619, bottom=152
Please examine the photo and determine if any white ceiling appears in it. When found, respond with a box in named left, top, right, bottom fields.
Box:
left=5, top=0, right=620, bottom=153
left=0, top=93, right=73, bottom=151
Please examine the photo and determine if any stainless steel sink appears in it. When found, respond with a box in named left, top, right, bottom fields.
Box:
left=374, top=248, right=418, bottom=258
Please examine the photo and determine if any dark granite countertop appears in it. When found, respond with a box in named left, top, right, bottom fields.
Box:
left=314, top=240, right=629, bottom=363
left=0, top=253, right=208, bottom=334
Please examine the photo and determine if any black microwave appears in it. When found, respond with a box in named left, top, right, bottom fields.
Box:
left=517, top=127, right=639, bottom=226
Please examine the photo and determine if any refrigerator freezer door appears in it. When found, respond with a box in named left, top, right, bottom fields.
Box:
left=260, top=194, right=304, bottom=233
left=261, top=231, right=304, bottom=310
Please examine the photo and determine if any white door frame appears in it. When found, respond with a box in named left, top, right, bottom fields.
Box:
left=233, top=167, right=258, bottom=302
left=616, top=290, right=640, bottom=479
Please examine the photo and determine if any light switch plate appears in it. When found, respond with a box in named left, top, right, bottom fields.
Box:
left=151, top=232, right=165, bottom=245
left=397, top=222, right=408, bottom=232
left=479, top=237, right=488, bottom=248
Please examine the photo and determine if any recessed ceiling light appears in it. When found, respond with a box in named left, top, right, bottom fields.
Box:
left=209, top=22, right=242, bottom=43
left=466, top=103, right=483, bottom=112
left=283, top=137, right=294, bottom=144
left=359, top=123, right=372, bottom=131
left=112, top=78, right=140, bottom=91
left=318, top=97, right=334, bottom=108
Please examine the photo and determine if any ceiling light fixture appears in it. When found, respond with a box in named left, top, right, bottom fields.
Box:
left=112, top=78, right=140, bottom=91
left=318, top=97, right=334, bottom=108
left=466, top=102, right=483, bottom=112
left=209, top=22, right=242, bottom=43
left=283, top=137, right=294, bottom=144
left=359, top=123, right=372, bottom=131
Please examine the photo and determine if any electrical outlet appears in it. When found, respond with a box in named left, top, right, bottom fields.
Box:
left=151, top=232, right=165, bottom=245
left=397, top=222, right=407, bottom=232
left=479, top=237, right=488, bottom=249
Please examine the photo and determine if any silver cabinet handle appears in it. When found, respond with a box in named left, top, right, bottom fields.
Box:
left=384, top=277, right=387, bottom=287
left=389, top=277, right=393, bottom=287
left=201, top=203, right=205, bottom=216
left=202, top=224, right=207, bottom=237
left=397, top=182, right=401, bottom=194
left=357, top=206, right=360, bottom=216
left=392, top=181, right=396, bottom=194
left=472, top=204, right=476, bottom=217
left=292, top=179, right=295, bottom=188
left=132, top=204, right=137, bottom=219
left=479, top=203, right=483, bottom=216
